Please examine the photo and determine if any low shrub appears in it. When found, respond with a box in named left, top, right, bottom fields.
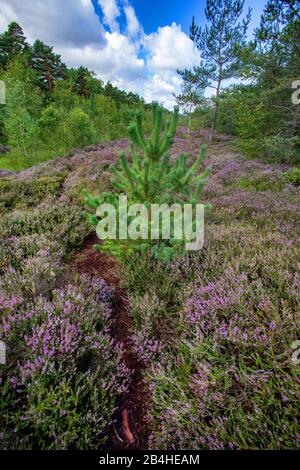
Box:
left=0, top=175, right=66, bottom=214
left=237, top=136, right=300, bottom=164
left=284, top=167, right=300, bottom=186
left=262, top=136, right=300, bottom=164
left=149, top=264, right=299, bottom=449
left=0, top=276, right=129, bottom=449
left=236, top=172, right=286, bottom=193
left=128, top=220, right=299, bottom=449
left=1, top=198, right=90, bottom=252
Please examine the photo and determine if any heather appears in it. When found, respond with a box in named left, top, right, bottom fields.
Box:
left=0, top=0, right=299, bottom=451
left=0, top=108, right=299, bottom=449
left=0, top=152, right=130, bottom=449
left=123, top=142, right=300, bottom=450
left=0, top=277, right=129, bottom=449
left=0, top=114, right=299, bottom=450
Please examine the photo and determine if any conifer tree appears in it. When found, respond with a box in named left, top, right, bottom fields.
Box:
left=30, top=39, right=66, bottom=93
left=255, top=0, right=300, bottom=134
left=0, top=22, right=29, bottom=69
left=70, top=66, right=92, bottom=99
left=178, top=0, right=252, bottom=141
left=84, top=102, right=211, bottom=261
left=175, top=82, right=205, bottom=134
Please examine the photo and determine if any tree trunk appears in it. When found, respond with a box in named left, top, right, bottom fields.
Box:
left=46, top=65, right=53, bottom=93
left=188, top=114, right=191, bottom=135
left=210, top=77, right=221, bottom=142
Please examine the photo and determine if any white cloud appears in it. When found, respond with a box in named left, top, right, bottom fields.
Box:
left=124, top=3, right=141, bottom=38
left=60, top=31, right=145, bottom=82
left=144, top=74, right=183, bottom=110
left=0, top=0, right=106, bottom=47
left=145, top=23, right=199, bottom=72
left=0, top=1, right=200, bottom=109
left=97, top=0, right=121, bottom=33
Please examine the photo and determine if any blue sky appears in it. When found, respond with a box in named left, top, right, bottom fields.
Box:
left=0, top=0, right=268, bottom=108
left=92, top=0, right=266, bottom=37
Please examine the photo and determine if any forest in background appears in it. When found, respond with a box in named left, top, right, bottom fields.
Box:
left=0, top=0, right=299, bottom=452
left=178, top=0, right=300, bottom=162
left=0, top=22, right=152, bottom=170
left=0, top=0, right=299, bottom=171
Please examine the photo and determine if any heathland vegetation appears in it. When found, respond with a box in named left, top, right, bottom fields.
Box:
left=0, top=0, right=299, bottom=450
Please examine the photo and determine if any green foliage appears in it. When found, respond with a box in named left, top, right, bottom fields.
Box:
left=236, top=174, right=286, bottom=193
left=178, top=0, right=252, bottom=140
left=30, top=39, right=66, bottom=93
left=0, top=23, right=149, bottom=170
left=0, top=22, right=29, bottom=69
left=65, top=108, right=97, bottom=148
left=84, top=103, right=211, bottom=261
left=90, top=94, right=124, bottom=141
left=214, top=0, right=300, bottom=161
left=262, top=136, right=300, bottom=164
left=69, top=66, right=95, bottom=98
left=284, top=167, right=300, bottom=186
left=0, top=175, right=65, bottom=214
left=3, top=78, right=42, bottom=156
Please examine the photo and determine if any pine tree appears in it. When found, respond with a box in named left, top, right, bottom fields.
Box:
left=255, top=0, right=300, bottom=134
left=83, top=102, right=211, bottom=261
left=175, top=82, right=205, bottom=134
left=30, top=40, right=66, bottom=92
left=70, top=66, right=93, bottom=99
left=0, top=22, right=29, bottom=69
left=257, top=0, right=300, bottom=48
left=178, top=0, right=251, bottom=141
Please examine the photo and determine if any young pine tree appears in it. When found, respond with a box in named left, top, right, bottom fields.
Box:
left=84, top=103, right=211, bottom=261
left=178, top=0, right=252, bottom=141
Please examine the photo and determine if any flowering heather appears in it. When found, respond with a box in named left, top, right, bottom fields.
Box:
left=1, top=130, right=300, bottom=450
left=127, top=142, right=300, bottom=450
left=0, top=145, right=134, bottom=449
left=0, top=276, right=129, bottom=449
left=130, top=293, right=166, bottom=364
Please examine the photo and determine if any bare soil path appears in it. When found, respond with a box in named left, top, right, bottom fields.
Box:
left=66, top=128, right=235, bottom=449
left=70, top=233, right=150, bottom=450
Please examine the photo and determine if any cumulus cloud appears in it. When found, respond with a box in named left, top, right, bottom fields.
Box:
left=60, top=31, right=145, bottom=82
left=144, top=23, right=199, bottom=72
left=0, top=0, right=106, bottom=47
left=97, top=0, right=120, bottom=33
left=0, top=0, right=200, bottom=108
left=124, top=3, right=142, bottom=38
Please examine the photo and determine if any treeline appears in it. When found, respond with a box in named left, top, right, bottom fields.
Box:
left=179, top=0, right=300, bottom=163
left=0, top=22, right=150, bottom=167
